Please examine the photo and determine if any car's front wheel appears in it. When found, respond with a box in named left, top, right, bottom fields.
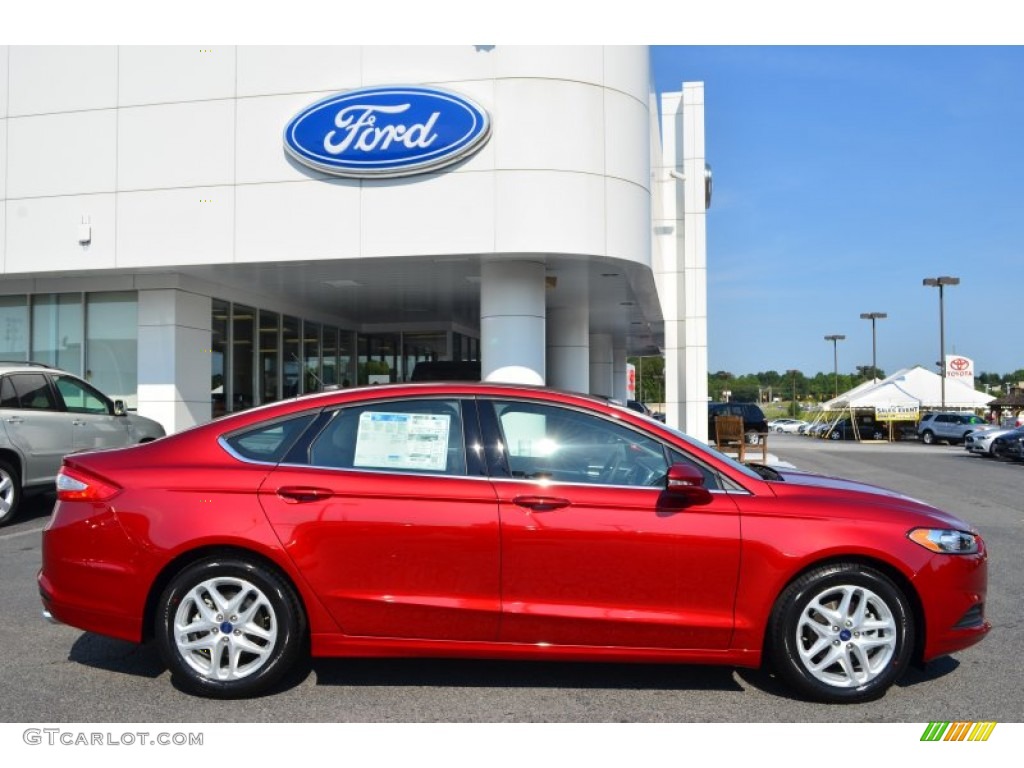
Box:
left=768, top=563, right=914, bottom=703
left=920, top=430, right=935, bottom=445
left=155, top=555, right=306, bottom=698
left=0, top=460, right=22, bottom=527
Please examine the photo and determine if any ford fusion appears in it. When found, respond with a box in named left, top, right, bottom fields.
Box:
left=39, top=383, right=989, bottom=702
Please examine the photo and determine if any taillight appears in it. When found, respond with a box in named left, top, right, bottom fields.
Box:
left=56, top=466, right=122, bottom=502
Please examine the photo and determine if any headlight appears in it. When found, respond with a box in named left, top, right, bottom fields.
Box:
left=908, top=528, right=979, bottom=554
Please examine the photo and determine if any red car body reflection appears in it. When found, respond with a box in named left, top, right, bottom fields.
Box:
left=39, top=383, right=989, bottom=702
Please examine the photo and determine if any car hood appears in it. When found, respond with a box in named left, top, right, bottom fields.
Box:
left=768, top=467, right=974, bottom=531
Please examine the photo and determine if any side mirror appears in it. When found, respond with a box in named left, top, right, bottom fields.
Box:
left=113, top=400, right=127, bottom=416
left=665, top=463, right=712, bottom=505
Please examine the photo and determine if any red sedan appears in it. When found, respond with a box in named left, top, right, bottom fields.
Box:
left=39, top=383, right=989, bottom=702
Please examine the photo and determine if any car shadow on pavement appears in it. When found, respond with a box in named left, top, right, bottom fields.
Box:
left=68, top=634, right=166, bottom=679
left=311, top=658, right=747, bottom=694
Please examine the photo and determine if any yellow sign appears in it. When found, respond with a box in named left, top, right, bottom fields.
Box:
left=875, top=405, right=919, bottom=422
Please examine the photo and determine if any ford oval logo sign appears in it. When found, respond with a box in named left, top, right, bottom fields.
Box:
left=284, top=86, right=491, bottom=179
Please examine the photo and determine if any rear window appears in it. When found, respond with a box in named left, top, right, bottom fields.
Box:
left=223, top=413, right=318, bottom=463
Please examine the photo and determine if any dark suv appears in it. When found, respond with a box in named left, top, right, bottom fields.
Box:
left=708, top=402, right=769, bottom=444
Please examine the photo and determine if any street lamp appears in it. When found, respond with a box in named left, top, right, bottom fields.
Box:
left=824, top=334, right=846, bottom=398
left=859, top=312, right=887, bottom=381
left=922, top=276, right=960, bottom=410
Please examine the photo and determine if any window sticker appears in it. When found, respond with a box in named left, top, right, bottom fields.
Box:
left=354, top=411, right=452, bottom=471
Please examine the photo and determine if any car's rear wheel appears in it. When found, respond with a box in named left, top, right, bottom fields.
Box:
left=745, top=430, right=761, bottom=445
left=156, top=556, right=305, bottom=698
left=768, top=563, right=913, bottom=703
left=920, top=430, right=935, bottom=445
left=829, top=430, right=842, bottom=440
left=0, top=460, right=21, bottom=527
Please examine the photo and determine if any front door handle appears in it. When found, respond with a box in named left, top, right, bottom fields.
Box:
left=513, top=495, right=570, bottom=511
left=277, top=486, right=334, bottom=503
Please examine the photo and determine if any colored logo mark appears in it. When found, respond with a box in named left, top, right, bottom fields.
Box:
left=921, top=722, right=997, bottom=741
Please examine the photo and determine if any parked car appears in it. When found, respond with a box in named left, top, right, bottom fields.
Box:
left=41, top=382, right=989, bottom=703
left=769, top=418, right=808, bottom=433
left=822, top=418, right=887, bottom=441
left=917, top=412, right=987, bottom=445
left=0, top=361, right=165, bottom=525
left=708, top=401, right=769, bottom=444
left=991, top=426, right=1024, bottom=461
left=626, top=399, right=666, bottom=423
left=964, top=425, right=1016, bottom=457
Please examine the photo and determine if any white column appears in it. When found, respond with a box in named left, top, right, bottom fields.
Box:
left=613, top=346, right=628, bottom=403
left=137, top=289, right=212, bottom=434
left=546, top=305, right=590, bottom=393
left=480, top=260, right=546, bottom=385
left=589, top=333, right=613, bottom=398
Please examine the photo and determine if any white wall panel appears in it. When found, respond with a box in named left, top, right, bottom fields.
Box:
left=0, top=47, right=8, bottom=117
left=494, top=171, right=605, bottom=256
left=118, top=101, right=235, bottom=190
left=4, top=194, right=116, bottom=273
left=603, top=46, right=650, bottom=101
left=605, top=178, right=650, bottom=266
left=494, top=46, right=604, bottom=85
left=363, top=46, right=496, bottom=86
left=0, top=118, right=6, bottom=199
left=116, top=187, right=234, bottom=267
left=362, top=172, right=495, bottom=258
left=237, top=46, right=362, bottom=97
left=0, top=204, right=5, bottom=272
left=605, top=89, right=650, bottom=189
left=494, top=79, right=605, bottom=175
left=119, top=46, right=236, bottom=106
left=8, top=46, right=117, bottom=115
left=235, top=181, right=361, bottom=262
left=6, top=111, right=117, bottom=198
left=237, top=93, right=333, bottom=184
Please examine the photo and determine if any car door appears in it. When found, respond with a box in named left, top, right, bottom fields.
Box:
left=51, top=374, right=130, bottom=452
left=256, top=398, right=501, bottom=642
left=481, top=399, right=742, bottom=650
left=0, top=373, right=73, bottom=485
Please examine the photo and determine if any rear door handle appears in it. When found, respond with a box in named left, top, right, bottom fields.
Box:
left=277, top=486, right=334, bottom=503
left=513, top=495, right=570, bottom=511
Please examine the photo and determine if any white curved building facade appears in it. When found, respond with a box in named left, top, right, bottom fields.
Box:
left=0, top=45, right=707, bottom=438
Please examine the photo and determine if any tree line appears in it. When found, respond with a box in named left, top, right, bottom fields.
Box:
left=629, top=357, right=1024, bottom=406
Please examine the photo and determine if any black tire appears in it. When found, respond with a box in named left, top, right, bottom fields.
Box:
left=768, top=563, right=914, bottom=704
left=0, top=459, right=22, bottom=527
left=829, top=430, right=842, bottom=441
left=745, top=430, right=761, bottom=445
left=920, top=430, right=935, bottom=445
left=155, top=555, right=306, bottom=698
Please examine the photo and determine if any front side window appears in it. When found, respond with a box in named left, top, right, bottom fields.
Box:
left=54, top=375, right=111, bottom=414
left=308, top=399, right=466, bottom=476
left=489, top=400, right=669, bottom=487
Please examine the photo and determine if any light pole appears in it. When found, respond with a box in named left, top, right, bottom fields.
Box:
left=824, top=334, right=845, bottom=398
left=859, top=312, right=887, bottom=381
left=922, top=276, right=960, bottom=410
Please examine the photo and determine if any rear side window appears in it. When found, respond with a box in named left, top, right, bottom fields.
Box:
left=224, top=413, right=318, bottom=463
left=3, top=373, right=57, bottom=410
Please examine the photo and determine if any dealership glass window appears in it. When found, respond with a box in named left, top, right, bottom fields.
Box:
left=211, top=299, right=228, bottom=418
left=322, top=326, right=339, bottom=387
left=259, top=310, right=280, bottom=405
left=303, top=322, right=322, bottom=392
left=0, top=297, right=28, bottom=360
left=232, top=305, right=255, bottom=411
left=402, top=331, right=448, bottom=382
left=358, top=333, right=398, bottom=385
left=339, top=329, right=355, bottom=386
left=86, top=292, right=138, bottom=406
left=32, top=294, right=83, bottom=374
left=282, top=315, right=301, bottom=397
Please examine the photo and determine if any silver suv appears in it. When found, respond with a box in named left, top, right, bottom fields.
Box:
left=0, top=362, right=165, bottom=526
left=917, top=412, right=986, bottom=446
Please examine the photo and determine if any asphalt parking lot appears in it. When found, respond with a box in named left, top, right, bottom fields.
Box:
left=2, top=434, right=1021, bottom=723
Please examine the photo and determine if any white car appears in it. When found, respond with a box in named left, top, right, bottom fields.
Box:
left=965, top=425, right=1015, bottom=457
left=772, top=418, right=809, bottom=433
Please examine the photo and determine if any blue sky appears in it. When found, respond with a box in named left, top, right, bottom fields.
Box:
left=651, top=45, right=1024, bottom=378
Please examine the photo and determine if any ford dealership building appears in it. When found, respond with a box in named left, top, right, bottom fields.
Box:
left=0, top=46, right=710, bottom=438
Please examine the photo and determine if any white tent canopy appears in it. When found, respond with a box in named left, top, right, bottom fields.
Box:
left=823, top=366, right=995, bottom=411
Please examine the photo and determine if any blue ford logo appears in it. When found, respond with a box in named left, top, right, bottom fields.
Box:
left=284, top=85, right=491, bottom=179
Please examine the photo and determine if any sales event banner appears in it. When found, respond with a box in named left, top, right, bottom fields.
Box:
left=875, top=404, right=920, bottom=421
